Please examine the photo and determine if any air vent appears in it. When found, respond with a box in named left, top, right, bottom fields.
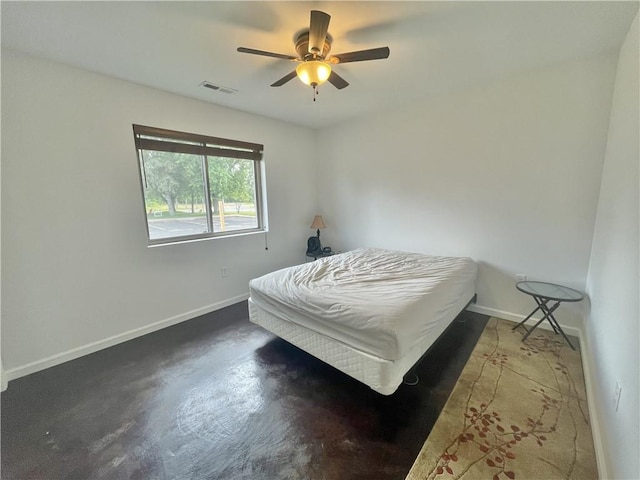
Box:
left=200, top=81, right=237, bottom=94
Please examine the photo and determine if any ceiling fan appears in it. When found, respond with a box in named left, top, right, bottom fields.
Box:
left=237, top=10, right=390, bottom=101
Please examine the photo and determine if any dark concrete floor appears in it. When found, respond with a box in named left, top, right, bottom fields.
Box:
left=1, top=302, right=488, bottom=480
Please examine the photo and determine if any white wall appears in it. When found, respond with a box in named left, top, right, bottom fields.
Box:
left=317, top=53, right=618, bottom=330
left=1, top=50, right=317, bottom=378
left=0, top=48, right=4, bottom=390
left=584, top=12, right=639, bottom=480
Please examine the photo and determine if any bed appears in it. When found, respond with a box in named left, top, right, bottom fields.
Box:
left=248, top=247, right=477, bottom=395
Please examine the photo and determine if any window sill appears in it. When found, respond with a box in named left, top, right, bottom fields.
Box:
left=147, top=229, right=267, bottom=248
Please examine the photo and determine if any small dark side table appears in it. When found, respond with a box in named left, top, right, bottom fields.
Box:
left=305, top=252, right=335, bottom=261
left=512, top=281, right=584, bottom=350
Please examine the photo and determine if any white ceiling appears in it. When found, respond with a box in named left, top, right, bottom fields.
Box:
left=2, top=1, right=638, bottom=129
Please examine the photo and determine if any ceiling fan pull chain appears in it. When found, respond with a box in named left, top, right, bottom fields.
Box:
left=313, top=84, right=318, bottom=102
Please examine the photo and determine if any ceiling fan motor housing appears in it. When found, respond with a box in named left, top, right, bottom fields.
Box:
left=295, top=32, right=332, bottom=61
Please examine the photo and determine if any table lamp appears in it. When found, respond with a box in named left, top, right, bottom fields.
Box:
left=310, top=215, right=326, bottom=241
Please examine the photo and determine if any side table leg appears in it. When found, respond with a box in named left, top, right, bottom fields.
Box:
left=522, top=301, right=561, bottom=341
left=512, top=305, right=542, bottom=332
left=537, top=298, right=560, bottom=333
left=546, top=314, right=576, bottom=350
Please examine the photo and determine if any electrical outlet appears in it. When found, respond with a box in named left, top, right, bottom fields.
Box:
left=516, top=274, right=527, bottom=281
left=221, top=266, right=229, bottom=278
left=613, top=381, right=622, bottom=412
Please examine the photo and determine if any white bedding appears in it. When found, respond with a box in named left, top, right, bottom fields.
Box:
left=249, top=247, right=477, bottom=361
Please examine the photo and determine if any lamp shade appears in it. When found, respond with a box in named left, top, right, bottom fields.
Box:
left=310, top=215, right=327, bottom=230
left=296, top=61, right=331, bottom=86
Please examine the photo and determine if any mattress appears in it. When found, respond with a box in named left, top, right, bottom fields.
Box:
left=249, top=247, right=477, bottom=361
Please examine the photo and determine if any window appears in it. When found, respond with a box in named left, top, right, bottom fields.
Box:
left=133, top=124, right=265, bottom=245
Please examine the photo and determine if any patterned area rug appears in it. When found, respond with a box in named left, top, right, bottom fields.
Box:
left=406, top=317, right=597, bottom=480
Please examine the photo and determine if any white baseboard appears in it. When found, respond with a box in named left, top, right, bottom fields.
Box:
left=1, top=367, right=7, bottom=392
left=4, top=293, right=250, bottom=385
left=577, top=331, right=609, bottom=479
left=466, top=303, right=581, bottom=338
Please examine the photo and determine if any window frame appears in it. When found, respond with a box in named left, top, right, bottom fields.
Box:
left=133, top=124, right=265, bottom=246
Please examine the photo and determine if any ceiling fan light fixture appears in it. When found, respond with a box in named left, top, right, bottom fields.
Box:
left=296, top=60, right=331, bottom=87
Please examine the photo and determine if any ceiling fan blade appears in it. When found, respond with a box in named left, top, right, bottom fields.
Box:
left=308, top=10, right=330, bottom=55
left=331, top=47, right=390, bottom=64
left=270, top=70, right=298, bottom=87
left=237, top=47, right=297, bottom=61
left=327, top=71, right=349, bottom=90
